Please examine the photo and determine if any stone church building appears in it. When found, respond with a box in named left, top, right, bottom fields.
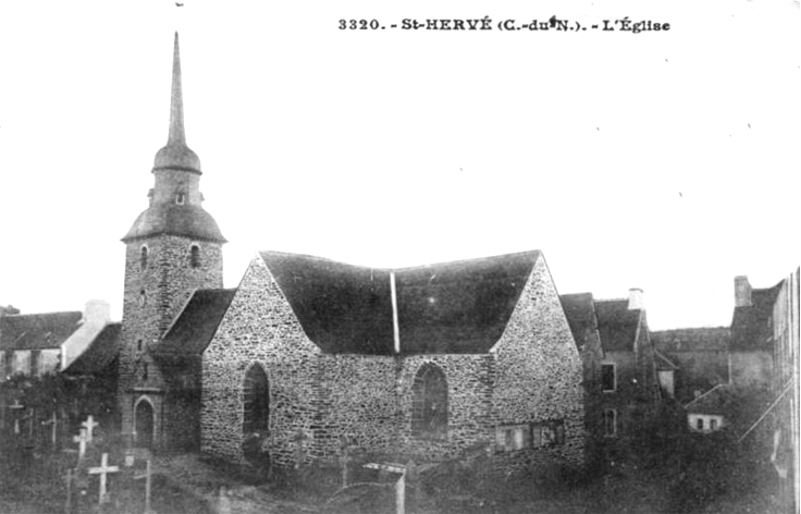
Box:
left=107, top=32, right=584, bottom=475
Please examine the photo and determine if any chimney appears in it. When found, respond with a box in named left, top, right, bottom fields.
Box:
left=734, top=276, right=752, bottom=307
left=628, top=288, right=645, bottom=310
left=83, top=300, right=111, bottom=325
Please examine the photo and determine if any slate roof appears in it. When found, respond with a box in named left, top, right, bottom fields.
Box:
left=395, top=251, right=539, bottom=354
left=156, top=289, right=237, bottom=356
left=730, top=281, right=783, bottom=351
left=594, top=300, right=641, bottom=352
left=651, top=327, right=730, bottom=352
left=122, top=204, right=226, bottom=243
left=685, top=384, right=735, bottom=415
left=63, top=323, right=122, bottom=375
left=0, top=311, right=83, bottom=351
left=560, top=293, right=597, bottom=350
left=260, top=250, right=540, bottom=355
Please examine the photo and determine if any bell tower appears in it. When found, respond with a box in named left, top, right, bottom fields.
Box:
left=118, top=32, right=226, bottom=448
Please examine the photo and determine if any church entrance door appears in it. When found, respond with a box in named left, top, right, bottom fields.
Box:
left=135, top=399, right=154, bottom=449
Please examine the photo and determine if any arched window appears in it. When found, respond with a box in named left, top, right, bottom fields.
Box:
left=140, top=246, right=148, bottom=270
left=243, top=364, right=270, bottom=435
left=411, top=363, right=448, bottom=439
left=190, top=245, right=201, bottom=269
left=138, top=289, right=146, bottom=307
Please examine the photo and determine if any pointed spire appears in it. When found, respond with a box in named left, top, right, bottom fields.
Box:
left=153, top=31, right=200, bottom=173
left=168, top=31, right=186, bottom=145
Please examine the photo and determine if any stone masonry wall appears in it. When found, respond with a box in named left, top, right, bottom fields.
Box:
left=201, top=255, right=320, bottom=468
left=492, top=255, right=585, bottom=475
left=118, top=235, right=222, bottom=448
left=313, top=355, right=400, bottom=460
left=396, top=354, right=494, bottom=461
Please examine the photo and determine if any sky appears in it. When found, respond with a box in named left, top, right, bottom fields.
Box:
left=0, top=0, right=798, bottom=330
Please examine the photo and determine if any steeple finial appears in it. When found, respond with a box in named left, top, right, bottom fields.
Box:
left=168, top=31, right=186, bottom=144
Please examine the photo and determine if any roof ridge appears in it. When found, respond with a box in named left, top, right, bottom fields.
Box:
left=259, top=249, right=542, bottom=273
left=1, top=310, right=82, bottom=319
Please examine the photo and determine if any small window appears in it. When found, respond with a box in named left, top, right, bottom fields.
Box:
left=710, top=419, right=717, bottom=431
left=137, top=339, right=143, bottom=353
left=604, top=409, right=617, bottom=437
left=601, top=364, right=616, bottom=392
left=138, top=289, right=146, bottom=307
left=175, top=193, right=186, bottom=205
left=140, top=246, right=148, bottom=270
left=696, top=418, right=704, bottom=431
left=190, top=245, right=201, bottom=269
left=496, top=424, right=530, bottom=452
left=142, top=363, right=149, bottom=382
left=532, top=419, right=566, bottom=448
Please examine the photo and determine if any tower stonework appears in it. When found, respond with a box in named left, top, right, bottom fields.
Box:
left=118, top=32, right=225, bottom=449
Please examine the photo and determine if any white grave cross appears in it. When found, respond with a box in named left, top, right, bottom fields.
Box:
left=73, top=428, right=89, bottom=460
left=81, top=415, right=99, bottom=443
left=88, top=452, right=119, bottom=505
left=10, top=399, right=24, bottom=435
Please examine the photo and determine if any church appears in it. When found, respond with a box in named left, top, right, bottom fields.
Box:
left=114, top=32, right=585, bottom=475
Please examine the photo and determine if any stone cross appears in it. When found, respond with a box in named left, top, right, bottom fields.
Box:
left=81, top=415, right=99, bottom=443
left=88, top=452, right=119, bottom=505
left=73, top=428, right=89, bottom=460
left=9, top=399, right=24, bottom=435
left=134, top=459, right=154, bottom=514
left=292, top=429, right=310, bottom=470
left=42, top=411, right=59, bottom=450
left=364, top=462, right=406, bottom=514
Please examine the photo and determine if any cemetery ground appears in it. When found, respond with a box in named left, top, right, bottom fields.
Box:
left=0, top=437, right=789, bottom=514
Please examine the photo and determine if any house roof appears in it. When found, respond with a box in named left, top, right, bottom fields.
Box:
left=730, top=281, right=783, bottom=351
left=685, top=384, right=735, bottom=416
left=259, top=250, right=540, bottom=355
left=594, top=300, right=641, bottom=352
left=0, top=311, right=83, bottom=351
left=651, top=327, right=730, bottom=352
left=559, top=293, right=597, bottom=350
left=654, top=349, right=680, bottom=370
left=155, top=289, right=237, bottom=356
left=63, top=323, right=122, bottom=375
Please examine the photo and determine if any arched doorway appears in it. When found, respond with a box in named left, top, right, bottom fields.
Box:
left=135, top=398, right=154, bottom=449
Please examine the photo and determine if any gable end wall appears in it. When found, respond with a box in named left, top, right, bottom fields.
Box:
left=492, top=255, right=585, bottom=474
left=201, top=255, right=320, bottom=467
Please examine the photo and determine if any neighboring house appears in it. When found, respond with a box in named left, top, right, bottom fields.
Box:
left=200, top=250, right=585, bottom=476
left=560, top=292, right=604, bottom=469
left=0, top=300, right=111, bottom=380
left=651, top=327, right=730, bottom=405
left=561, top=289, right=660, bottom=468
left=767, top=268, right=799, bottom=513
left=684, top=383, right=731, bottom=433
left=729, top=276, right=782, bottom=389
left=0, top=301, right=119, bottom=440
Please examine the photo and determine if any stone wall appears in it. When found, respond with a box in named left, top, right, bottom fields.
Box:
left=314, top=354, right=399, bottom=459
left=201, top=255, right=320, bottom=468
left=491, top=255, right=585, bottom=474
left=397, top=355, right=494, bottom=461
left=118, top=234, right=223, bottom=448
